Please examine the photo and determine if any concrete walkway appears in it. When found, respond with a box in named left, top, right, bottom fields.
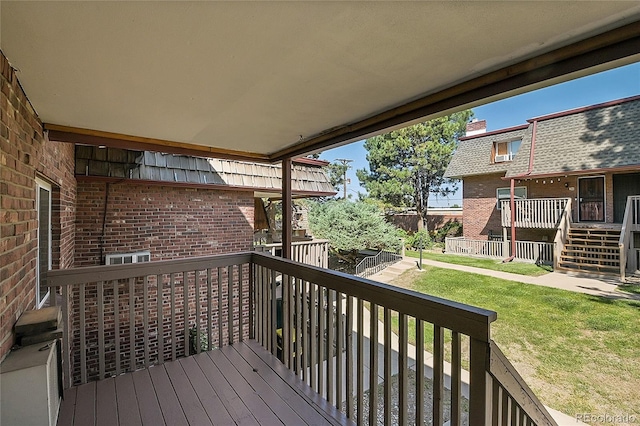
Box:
left=373, top=256, right=640, bottom=301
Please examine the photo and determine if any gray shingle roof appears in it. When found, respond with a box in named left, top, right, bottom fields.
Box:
left=444, top=96, right=640, bottom=179
left=444, top=127, right=528, bottom=178
left=506, top=98, right=640, bottom=177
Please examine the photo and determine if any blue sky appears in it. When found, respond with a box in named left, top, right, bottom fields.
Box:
left=320, top=61, right=640, bottom=207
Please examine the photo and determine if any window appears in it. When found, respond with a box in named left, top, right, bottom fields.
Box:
left=105, top=251, right=151, bottom=265
left=494, top=139, right=521, bottom=162
left=36, top=178, right=52, bottom=307
left=496, top=186, right=527, bottom=210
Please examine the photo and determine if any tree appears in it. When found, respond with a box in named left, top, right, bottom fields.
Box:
left=324, top=161, right=349, bottom=197
left=356, top=110, right=473, bottom=230
left=308, top=200, right=401, bottom=264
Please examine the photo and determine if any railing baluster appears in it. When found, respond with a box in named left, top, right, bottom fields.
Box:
left=207, top=269, right=212, bottom=351
left=130, top=277, right=136, bottom=370
left=369, top=303, right=379, bottom=426
left=302, top=280, right=310, bottom=384
left=284, top=274, right=291, bottom=368
left=345, top=295, right=354, bottom=420
left=335, top=291, right=343, bottom=408
left=157, top=274, right=164, bottom=363
left=98, top=280, right=105, bottom=380
left=416, top=319, right=424, bottom=426
left=318, top=286, right=326, bottom=398
left=433, top=325, right=444, bottom=425
left=114, top=280, right=120, bottom=375
left=327, top=289, right=335, bottom=404
left=398, top=313, right=408, bottom=426
left=501, top=386, right=509, bottom=426
left=170, top=273, right=176, bottom=361
left=270, top=269, right=277, bottom=356
left=61, top=285, right=71, bottom=389
left=184, top=271, right=190, bottom=357
left=357, top=298, right=364, bottom=425
left=451, top=331, right=462, bottom=426
left=239, top=264, right=245, bottom=341
left=383, top=308, right=391, bottom=426
left=492, top=379, right=500, bottom=426
left=218, top=268, right=224, bottom=348
left=228, top=265, right=233, bottom=345
left=143, top=276, right=149, bottom=367
left=295, top=277, right=303, bottom=377
left=80, top=283, right=87, bottom=384
left=310, top=282, right=318, bottom=391
left=195, top=270, right=201, bottom=354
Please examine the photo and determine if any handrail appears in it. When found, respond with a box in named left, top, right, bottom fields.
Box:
left=354, top=249, right=403, bottom=277
left=489, top=341, right=558, bottom=426
left=501, top=198, right=570, bottom=228
left=48, top=251, right=557, bottom=425
left=618, top=195, right=640, bottom=281
left=553, top=198, right=572, bottom=270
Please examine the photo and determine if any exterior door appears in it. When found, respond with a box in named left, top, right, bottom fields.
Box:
left=613, top=173, right=640, bottom=223
left=579, top=176, right=605, bottom=222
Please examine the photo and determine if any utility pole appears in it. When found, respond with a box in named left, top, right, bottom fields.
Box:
left=335, top=158, right=353, bottom=200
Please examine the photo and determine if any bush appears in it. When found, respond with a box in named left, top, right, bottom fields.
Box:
left=434, top=220, right=462, bottom=243
left=406, top=229, right=432, bottom=250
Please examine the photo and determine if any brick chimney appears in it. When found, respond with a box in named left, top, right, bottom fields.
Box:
left=466, top=119, right=487, bottom=137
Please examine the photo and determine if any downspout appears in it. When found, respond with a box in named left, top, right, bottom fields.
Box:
left=503, top=119, right=538, bottom=262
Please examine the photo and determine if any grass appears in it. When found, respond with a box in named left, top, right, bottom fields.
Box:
left=405, top=250, right=552, bottom=276
left=390, top=266, right=640, bottom=420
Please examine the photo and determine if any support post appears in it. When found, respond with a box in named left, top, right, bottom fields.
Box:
left=282, top=158, right=292, bottom=259
left=510, top=178, right=516, bottom=259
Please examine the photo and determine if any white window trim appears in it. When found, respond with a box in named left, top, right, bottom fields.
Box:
left=36, top=177, right=52, bottom=308
left=105, top=251, right=151, bottom=265
left=496, top=186, right=527, bottom=210
left=494, top=139, right=522, bottom=163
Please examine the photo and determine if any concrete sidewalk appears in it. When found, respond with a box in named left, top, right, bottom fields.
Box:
left=375, top=256, right=640, bottom=301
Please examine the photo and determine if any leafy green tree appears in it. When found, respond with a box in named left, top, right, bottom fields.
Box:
left=308, top=200, right=401, bottom=264
left=356, top=111, right=473, bottom=230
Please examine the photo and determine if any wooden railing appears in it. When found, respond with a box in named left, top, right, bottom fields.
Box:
left=445, top=238, right=554, bottom=264
left=355, top=249, right=403, bottom=277
left=48, top=252, right=558, bottom=425
left=553, top=198, right=572, bottom=270
left=619, top=195, right=640, bottom=281
left=254, top=239, right=329, bottom=268
left=501, top=198, right=570, bottom=229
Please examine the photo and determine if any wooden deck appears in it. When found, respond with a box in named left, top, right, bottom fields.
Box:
left=57, top=340, right=352, bottom=426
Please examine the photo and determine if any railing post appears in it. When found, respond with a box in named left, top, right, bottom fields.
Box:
left=469, top=337, right=490, bottom=425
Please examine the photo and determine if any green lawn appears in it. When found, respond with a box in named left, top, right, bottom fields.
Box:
left=405, top=250, right=552, bottom=276
left=390, top=267, right=640, bottom=420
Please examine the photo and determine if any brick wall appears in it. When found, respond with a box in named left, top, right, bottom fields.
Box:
left=75, top=180, right=254, bottom=266
left=0, top=50, right=76, bottom=360
left=462, top=173, right=506, bottom=240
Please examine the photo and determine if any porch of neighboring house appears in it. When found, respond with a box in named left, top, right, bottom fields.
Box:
left=47, top=252, right=558, bottom=426
left=448, top=188, right=640, bottom=280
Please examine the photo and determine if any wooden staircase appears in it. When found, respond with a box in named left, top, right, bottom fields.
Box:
left=558, top=227, right=621, bottom=275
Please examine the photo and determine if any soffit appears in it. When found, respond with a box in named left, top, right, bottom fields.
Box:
left=2, top=2, right=639, bottom=160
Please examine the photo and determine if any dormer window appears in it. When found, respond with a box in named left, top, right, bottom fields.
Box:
left=494, top=139, right=521, bottom=163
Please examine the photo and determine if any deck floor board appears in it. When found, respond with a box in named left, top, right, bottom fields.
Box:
left=57, top=340, right=354, bottom=426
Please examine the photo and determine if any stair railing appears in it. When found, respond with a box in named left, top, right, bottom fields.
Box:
left=355, top=249, right=402, bottom=278
left=553, top=198, right=572, bottom=271
left=619, top=195, right=640, bottom=281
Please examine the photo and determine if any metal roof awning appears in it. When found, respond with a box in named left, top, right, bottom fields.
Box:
left=2, top=1, right=639, bottom=162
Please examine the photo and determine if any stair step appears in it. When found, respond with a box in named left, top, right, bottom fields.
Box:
left=563, top=246, right=620, bottom=253
left=560, top=255, right=619, bottom=266
left=565, top=238, right=619, bottom=245
left=558, top=260, right=619, bottom=274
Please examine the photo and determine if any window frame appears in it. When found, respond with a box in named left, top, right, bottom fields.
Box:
left=105, top=251, right=151, bottom=265
left=496, top=186, right=527, bottom=210
left=36, top=177, right=52, bottom=308
left=493, top=139, right=522, bottom=163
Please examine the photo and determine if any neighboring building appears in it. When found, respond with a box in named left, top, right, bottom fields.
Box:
left=0, top=47, right=334, bottom=361
left=445, top=96, right=640, bottom=276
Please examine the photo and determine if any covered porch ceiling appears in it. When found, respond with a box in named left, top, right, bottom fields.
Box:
left=2, top=2, right=639, bottom=162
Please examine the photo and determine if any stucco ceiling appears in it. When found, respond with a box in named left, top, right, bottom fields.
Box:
left=2, top=2, right=639, bottom=160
